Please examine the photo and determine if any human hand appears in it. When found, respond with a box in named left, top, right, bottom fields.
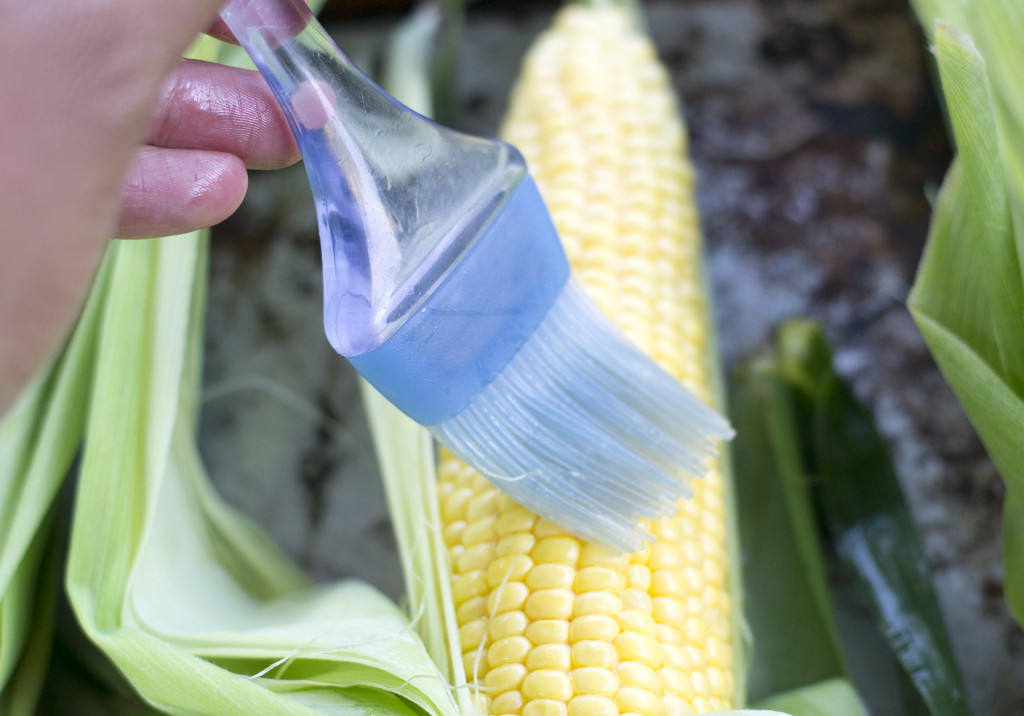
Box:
left=0, top=2, right=300, bottom=414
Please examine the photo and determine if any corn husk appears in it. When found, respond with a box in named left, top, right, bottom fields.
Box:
left=730, top=354, right=850, bottom=703
left=64, top=232, right=456, bottom=715
left=732, top=321, right=968, bottom=716
left=783, top=323, right=967, bottom=715
left=906, top=3, right=1024, bottom=627
left=0, top=213, right=114, bottom=713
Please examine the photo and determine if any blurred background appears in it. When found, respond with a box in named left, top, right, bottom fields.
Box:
left=197, top=0, right=1023, bottom=713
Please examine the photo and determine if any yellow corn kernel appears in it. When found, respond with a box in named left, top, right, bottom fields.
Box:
left=458, top=596, right=488, bottom=623
left=522, top=669, right=575, bottom=701
left=623, top=564, right=651, bottom=591
left=579, top=546, right=628, bottom=571
left=574, top=567, right=627, bottom=595
left=525, top=589, right=576, bottom=621
left=660, top=666, right=696, bottom=700
left=488, top=554, right=535, bottom=589
left=573, top=591, right=622, bottom=618
left=528, top=563, right=577, bottom=590
left=497, top=533, right=536, bottom=557
left=612, top=632, right=662, bottom=669
left=488, top=582, right=531, bottom=615
left=533, top=536, right=582, bottom=565
left=486, top=663, right=528, bottom=694
left=614, top=661, right=659, bottom=690
left=615, top=684, right=661, bottom=716
left=461, top=618, right=489, bottom=650
left=663, top=694, right=696, bottom=716
left=490, top=611, right=530, bottom=642
left=461, top=544, right=499, bottom=574
left=569, top=614, right=620, bottom=642
left=489, top=636, right=533, bottom=667
left=453, top=571, right=489, bottom=604
left=498, top=506, right=539, bottom=536
left=523, top=700, right=568, bottom=716
left=571, top=641, right=619, bottom=669
left=527, top=643, right=573, bottom=672
left=527, top=619, right=571, bottom=645
left=615, top=609, right=657, bottom=637
left=491, top=690, right=525, bottom=715
left=656, top=624, right=683, bottom=647
left=440, top=4, right=735, bottom=714
left=569, top=695, right=618, bottom=716
left=570, top=667, right=620, bottom=697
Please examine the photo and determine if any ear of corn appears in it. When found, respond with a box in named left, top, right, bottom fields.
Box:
left=437, top=5, right=740, bottom=715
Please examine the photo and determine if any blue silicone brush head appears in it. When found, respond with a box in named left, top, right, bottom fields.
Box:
left=220, top=0, right=733, bottom=552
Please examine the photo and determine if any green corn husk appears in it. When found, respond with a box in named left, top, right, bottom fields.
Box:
left=0, top=194, right=114, bottom=714
left=0, top=512, right=62, bottom=715
left=64, top=234, right=455, bottom=716
left=731, top=350, right=868, bottom=716
left=731, top=320, right=968, bottom=716
left=778, top=322, right=968, bottom=715
left=906, top=3, right=1024, bottom=627
left=730, top=355, right=849, bottom=702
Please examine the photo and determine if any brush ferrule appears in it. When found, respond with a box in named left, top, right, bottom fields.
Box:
left=349, top=177, right=569, bottom=425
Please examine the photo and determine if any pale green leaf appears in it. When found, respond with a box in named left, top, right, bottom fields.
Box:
left=730, top=357, right=847, bottom=702
left=0, top=509, right=52, bottom=694
left=362, top=385, right=475, bottom=716
left=0, top=249, right=114, bottom=706
left=907, top=16, right=1024, bottom=624
left=0, top=515, right=60, bottom=715
left=911, top=2, right=1024, bottom=271
left=732, top=320, right=971, bottom=714
left=752, top=678, right=867, bottom=716
left=910, top=308, right=1024, bottom=619
left=931, top=23, right=1024, bottom=394
left=64, top=239, right=457, bottom=715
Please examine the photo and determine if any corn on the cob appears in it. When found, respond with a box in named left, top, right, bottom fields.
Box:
left=438, top=5, right=735, bottom=715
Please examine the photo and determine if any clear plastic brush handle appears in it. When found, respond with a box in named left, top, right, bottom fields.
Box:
left=218, top=0, right=733, bottom=554
left=218, top=0, right=525, bottom=356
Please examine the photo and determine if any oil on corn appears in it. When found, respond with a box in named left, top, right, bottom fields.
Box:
left=435, top=5, right=739, bottom=714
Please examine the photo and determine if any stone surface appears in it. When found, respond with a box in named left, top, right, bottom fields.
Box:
left=200, top=1, right=1024, bottom=713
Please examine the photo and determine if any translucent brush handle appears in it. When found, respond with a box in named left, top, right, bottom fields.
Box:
left=218, top=0, right=524, bottom=356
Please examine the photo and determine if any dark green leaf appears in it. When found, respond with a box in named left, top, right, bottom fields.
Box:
left=777, top=321, right=970, bottom=716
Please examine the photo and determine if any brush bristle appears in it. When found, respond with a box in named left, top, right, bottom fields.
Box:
left=429, top=279, right=733, bottom=552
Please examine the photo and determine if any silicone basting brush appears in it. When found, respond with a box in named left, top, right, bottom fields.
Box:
left=218, top=0, right=733, bottom=552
